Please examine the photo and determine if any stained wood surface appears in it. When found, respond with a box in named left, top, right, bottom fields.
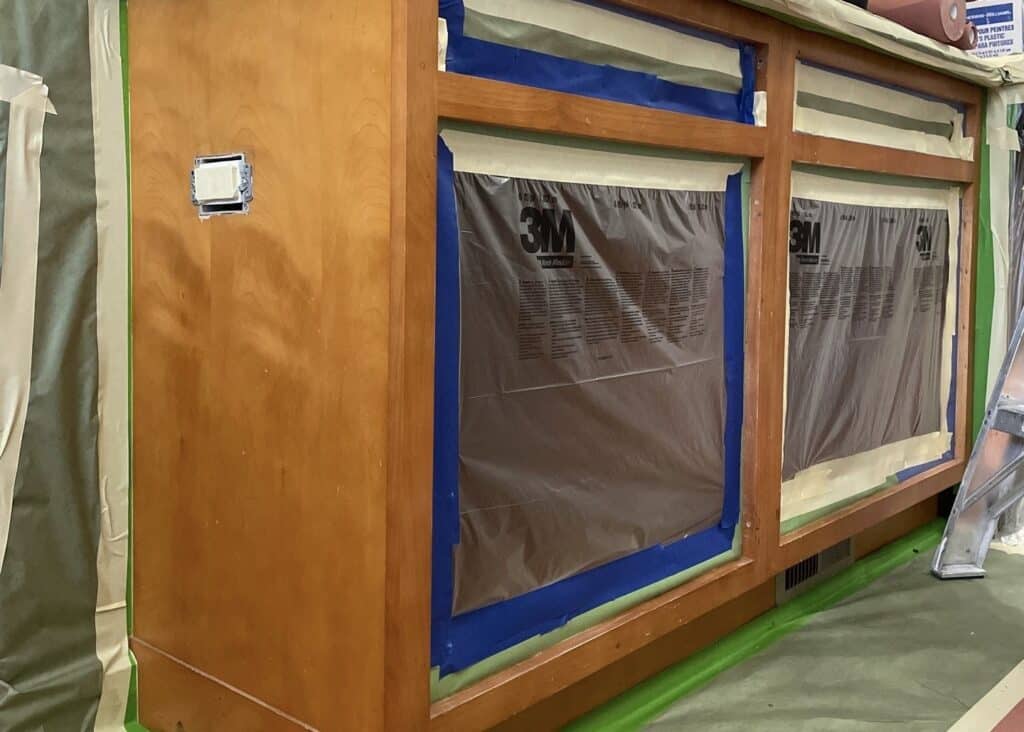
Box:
left=793, top=133, right=976, bottom=183
left=133, top=641, right=305, bottom=732
left=130, top=1, right=394, bottom=728
left=385, top=0, right=439, bottom=729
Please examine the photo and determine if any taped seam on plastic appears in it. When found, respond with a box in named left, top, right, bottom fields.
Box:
left=430, top=134, right=745, bottom=674
left=0, top=64, right=52, bottom=574
left=438, top=0, right=755, bottom=122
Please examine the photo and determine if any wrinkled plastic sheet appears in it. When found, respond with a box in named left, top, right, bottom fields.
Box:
left=454, top=172, right=728, bottom=613
left=782, top=172, right=957, bottom=524
left=432, top=128, right=744, bottom=673
left=785, top=200, right=949, bottom=477
left=438, top=0, right=755, bottom=122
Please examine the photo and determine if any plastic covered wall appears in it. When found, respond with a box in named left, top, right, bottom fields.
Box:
left=0, top=2, right=133, bottom=730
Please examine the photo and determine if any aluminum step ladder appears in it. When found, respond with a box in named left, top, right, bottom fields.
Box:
left=933, top=310, right=1024, bottom=579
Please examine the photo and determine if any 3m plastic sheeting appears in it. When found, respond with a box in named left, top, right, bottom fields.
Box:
left=433, top=127, right=744, bottom=673
left=438, top=0, right=755, bottom=122
left=782, top=171, right=957, bottom=525
left=0, top=2, right=132, bottom=730
left=794, top=61, right=974, bottom=160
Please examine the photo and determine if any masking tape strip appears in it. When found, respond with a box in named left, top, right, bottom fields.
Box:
left=89, top=1, right=132, bottom=729
left=0, top=67, right=51, bottom=575
left=441, top=128, right=743, bottom=192
left=462, top=0, right=741, bottom=88
left=781, top=171, right=958, bottom=524
left=795, top=107, right=973, bottom=159
left=438, top=18, right=449, bottom=72
left=754, top=91, right=767, bottom=128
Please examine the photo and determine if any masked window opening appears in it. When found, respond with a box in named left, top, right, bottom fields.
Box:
left=452, top=172, right=729, bottom=613
left=784, top=198, right=949, bottom=480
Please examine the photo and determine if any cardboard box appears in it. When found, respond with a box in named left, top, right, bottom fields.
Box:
left=967, top=0, right=1024, bottom=58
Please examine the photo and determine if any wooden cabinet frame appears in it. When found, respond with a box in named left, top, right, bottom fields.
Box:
left=390, top=2, right=982, bottom=730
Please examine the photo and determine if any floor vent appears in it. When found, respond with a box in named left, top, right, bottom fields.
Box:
left=776, top=538, right=854, bottom=604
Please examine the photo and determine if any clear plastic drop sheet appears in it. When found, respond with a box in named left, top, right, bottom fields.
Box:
left=784, top=198, right=949, bottom=481
left=452, top=172, right=727, bottom=615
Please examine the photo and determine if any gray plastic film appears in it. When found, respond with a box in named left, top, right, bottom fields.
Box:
left=784, top=198, right=949, bottom=481
left=452, top=172, right=726, bottom=615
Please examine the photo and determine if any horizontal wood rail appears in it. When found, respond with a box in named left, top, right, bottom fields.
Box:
left=792, top=133, right=975, bottom=182
left=430, top=557, right=759, bottom=732
left=615, top=0, right=782, bottom=43
left=438, top=72, right=769, bottom=159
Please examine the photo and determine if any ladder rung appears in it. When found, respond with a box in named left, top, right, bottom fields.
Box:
left=961, top=450, right=1024, bottom=512
left=993, top=402, right=1024, bottom=438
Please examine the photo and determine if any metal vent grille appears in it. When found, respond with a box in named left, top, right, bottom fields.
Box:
left=784, top=554, right=820, bottom=591
left=777, top=538, right=854, bottom=603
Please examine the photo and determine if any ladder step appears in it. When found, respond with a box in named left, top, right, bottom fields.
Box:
left=993, top=402, right=1024, bottom=438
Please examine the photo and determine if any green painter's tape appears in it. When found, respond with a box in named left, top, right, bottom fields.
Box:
left=566, top=520, right=945, bottom=732
left=121, top=1, right=146, bottom=729
left=975, top=103, right=994, bottom=439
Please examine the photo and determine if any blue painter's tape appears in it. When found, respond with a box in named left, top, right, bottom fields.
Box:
left=431, top=138, right=462, bottom=666
left=430, top=150, right=746, bottom=674
left=721, top=172, right=745, bottom=527
left=440, top=0, right=755, bottom=123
